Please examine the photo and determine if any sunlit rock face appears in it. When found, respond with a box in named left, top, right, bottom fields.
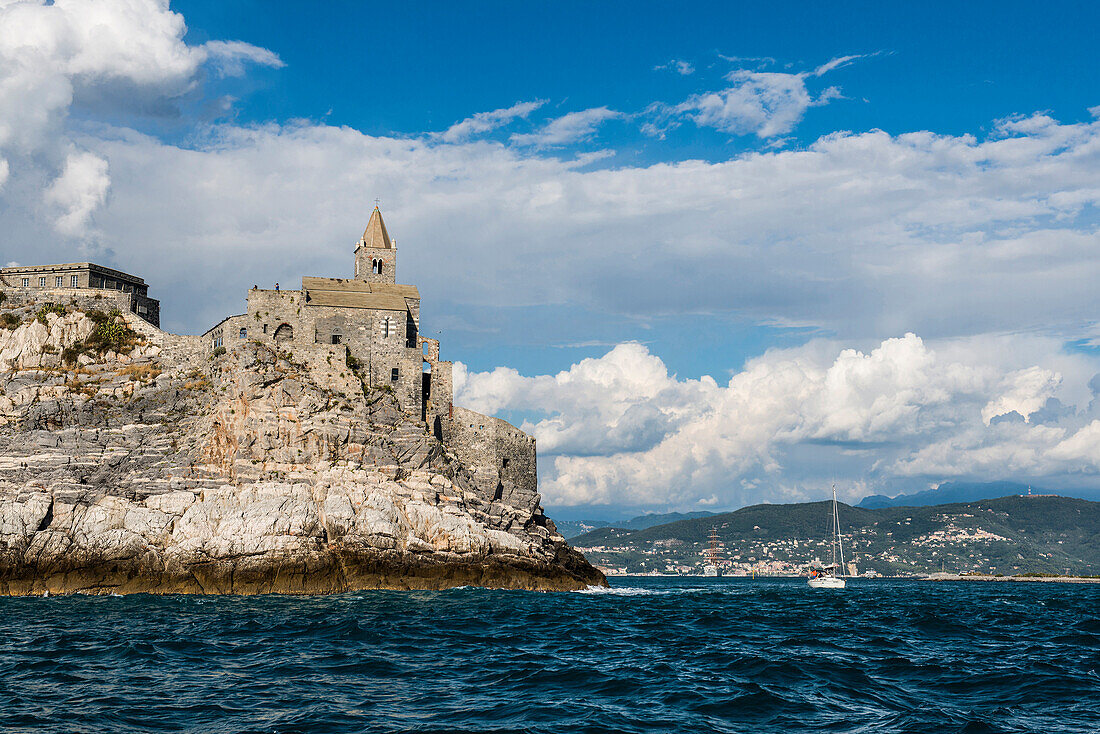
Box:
left=0, top=301, right=603, bottom=595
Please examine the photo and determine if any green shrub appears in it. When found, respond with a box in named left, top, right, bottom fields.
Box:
left=35, top=302, right=67, bottom=323
left=212, top=346, right=226, bottom=357
left=89, top=320, right=134, bottom=353
left=345, top=346, right=363, bottom=373
left=0, top=312, right=20, bottom=330
left=63, top=312, right=139, bottom=363
left=0, top=291, right=6, bottom=304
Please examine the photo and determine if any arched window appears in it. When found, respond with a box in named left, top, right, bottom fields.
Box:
left=273, top=323, right=294, bottom=342
left=378, top=259, right=384, bottom=275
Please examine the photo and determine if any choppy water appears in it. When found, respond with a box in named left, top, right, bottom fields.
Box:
left=2, top=578, right=1098, bottom=733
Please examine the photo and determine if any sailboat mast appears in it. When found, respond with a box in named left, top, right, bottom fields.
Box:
left=833, top=483, right=846, bottom=576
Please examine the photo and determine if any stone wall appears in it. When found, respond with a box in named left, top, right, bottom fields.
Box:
left=0, top=286, right=158, bottom=327
left=446, top=406, right=539, bottom=516
left=203, top=289, right=424, bottom=414
left=420, top=337, right=453, bottom=428
left=0, top=270, right=159, bottom=327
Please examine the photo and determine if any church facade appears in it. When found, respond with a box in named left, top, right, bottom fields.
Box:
left=202, top=207, right=453, bottom=429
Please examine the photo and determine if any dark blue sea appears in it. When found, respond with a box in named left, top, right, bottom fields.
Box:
left=2, top=577, right=1098, bottom=733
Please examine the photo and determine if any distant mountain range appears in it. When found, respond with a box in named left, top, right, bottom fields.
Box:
left=568, top=495, right=1100, bottom=577
left=555, top=511, right=717, bottom=540
left=556, top=481, right=1100, bottom=539
left=858, top=481, right=1100, bottom=509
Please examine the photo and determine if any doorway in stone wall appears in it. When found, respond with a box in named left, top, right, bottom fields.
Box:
left=274, top=323, right=294, bottom=342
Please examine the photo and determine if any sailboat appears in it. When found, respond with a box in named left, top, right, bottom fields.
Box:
left=808, top=484, right=847, bottom=589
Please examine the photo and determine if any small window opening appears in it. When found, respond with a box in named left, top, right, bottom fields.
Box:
left=331, top=333, right=342, bottom=345
left=239, top=328, right=247, bottom=339
left=391, top=367, right=399, bottom=382
left=55, top=276, right=63, bottom=287
left=71, top=275, right=79, bottom=288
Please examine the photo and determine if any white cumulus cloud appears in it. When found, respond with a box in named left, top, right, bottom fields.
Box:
left=0, top=0, right=281, bottom=243
left=44, top=150, right=110, bottom=236
left=457, top=334, right=1100, bottom=509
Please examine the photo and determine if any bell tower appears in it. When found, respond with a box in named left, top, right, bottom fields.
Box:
left=354, top=206, right=396, bottom=284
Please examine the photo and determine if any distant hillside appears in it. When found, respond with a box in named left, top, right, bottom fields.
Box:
left=558, top=511, right=717, bottom=539
left=555, top=520, right=611, bottom=540
left=858, top=481, right=1100, bottom=508
left=571, top=496, right=1100, bottom=577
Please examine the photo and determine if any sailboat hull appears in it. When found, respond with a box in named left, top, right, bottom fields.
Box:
left=808, top=576, right=846, bottom=589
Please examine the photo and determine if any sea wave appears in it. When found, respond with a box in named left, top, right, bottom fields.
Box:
left=576, top=584, right=662, bottom=595
left=1, top=577, right=1097, bottom=733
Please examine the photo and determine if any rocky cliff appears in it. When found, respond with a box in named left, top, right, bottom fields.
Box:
left=0, top=298, right=604, bottom=594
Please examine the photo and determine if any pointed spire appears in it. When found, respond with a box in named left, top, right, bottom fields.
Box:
left=361, top=207, right=393, bottom=249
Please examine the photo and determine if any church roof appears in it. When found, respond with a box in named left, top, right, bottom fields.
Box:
left=301, top=277, right=418, bottom=311
left=360, top=207, right=393, bottom=249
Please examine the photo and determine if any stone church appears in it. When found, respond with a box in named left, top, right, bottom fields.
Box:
left=202, top=209, right=536, bottom=505
left=203, top=207, right=451, bottom=428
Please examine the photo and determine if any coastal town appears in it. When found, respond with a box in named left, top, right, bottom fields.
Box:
left=571, top=499, right=1098, bottom=577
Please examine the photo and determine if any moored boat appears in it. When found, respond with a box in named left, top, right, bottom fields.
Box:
left=808, top=484, right=847, bottom=589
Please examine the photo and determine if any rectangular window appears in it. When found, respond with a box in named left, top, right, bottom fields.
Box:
left=38, top=277, right=46, bottom=287
left=55, top=276, right=63, bottom=287
left=137, top=305, right=148, bottom=314
left=262, top=324, right=267, bottom=334
left=239, top=328, right=247, bottom=339
left=391, top=368, right=399, bottom=382
left=71, top=275, right=79, bottom=288
left=331, top=334, right=341, bottom=344
left=21, top=278, right=28, bottom=287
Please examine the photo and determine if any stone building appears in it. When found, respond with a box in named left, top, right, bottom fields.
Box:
left=202, top=208, right=537, bottom=506
left=0, top=262, right=160, bottom=326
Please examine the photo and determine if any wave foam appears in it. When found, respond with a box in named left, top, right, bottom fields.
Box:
left=576, top=585, right=659, bottom=596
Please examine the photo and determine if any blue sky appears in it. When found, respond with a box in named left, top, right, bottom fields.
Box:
left=3, top=0, right=1100, bottom=517
left=162, top=0, right=1100, bottom=378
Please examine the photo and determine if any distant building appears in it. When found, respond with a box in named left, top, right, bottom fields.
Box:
left=0, top=262, right=160, bottom=326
